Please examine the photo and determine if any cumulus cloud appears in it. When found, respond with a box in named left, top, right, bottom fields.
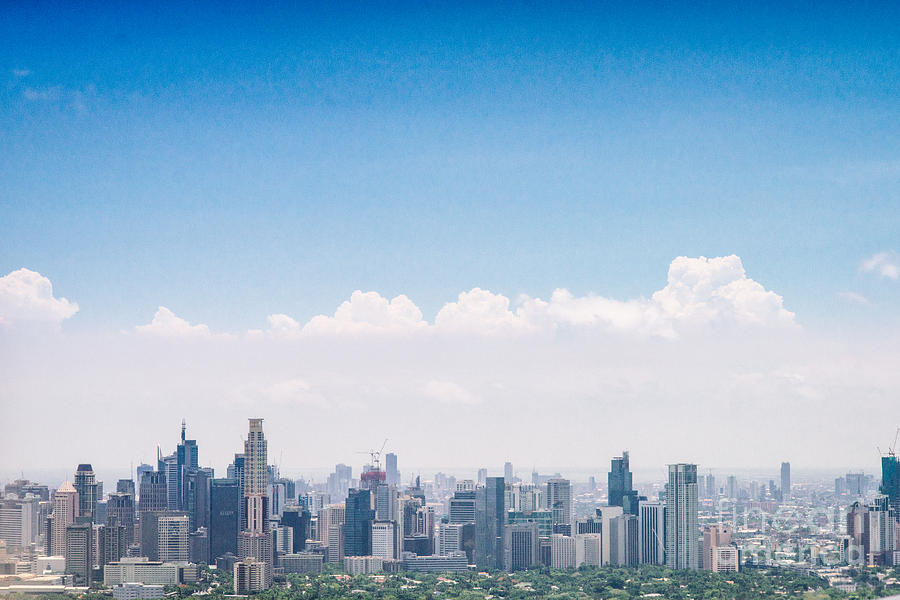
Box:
left=434, top=288, right=533, bottom=335
left=248, top=255, right=794, bottom=340
left=0, top=268, right=79, bottom=326
left=135, top=306, right=212, bottom=338
left=423, top=380, right=480, bottom=405
left=861, top=251, right=899, bottom=280
left=301, top=290, right=426, bottom=335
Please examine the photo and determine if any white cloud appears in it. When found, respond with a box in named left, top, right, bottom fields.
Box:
left=861, top=251, right=899, bottom=280
left=135, top=306, right=212, bottom=338
left=423, top=380, right=480, bottom=405
left=301, top=290, right=426, bottom=335
left=0, top=268, right=79, bottom=326
left=434, top=288, right=532, bottom=335
left=837, top=291, right=870, bottom=306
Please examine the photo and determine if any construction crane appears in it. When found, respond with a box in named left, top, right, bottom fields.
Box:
left=357, top=439, right=389, bottom=471
left=877, top=428, right=899, bottom=457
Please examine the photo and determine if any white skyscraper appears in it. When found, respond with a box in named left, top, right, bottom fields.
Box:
left=50, top=482, right=78, bottom=557
left=665, top=463, right=699, bottom=570
left=639, top=500, right=665, bottom=565
left=550, top=533, right=576, bottom=568
left=238, top=418, right=272, bottom=588
left=371, top=521, right=395, bottom=559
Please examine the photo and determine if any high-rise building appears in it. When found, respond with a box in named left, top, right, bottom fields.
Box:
left=227, top=454, right=245, bottom=527
left=437, top=522, right=464, bottom=556
left=504, top=462, right=514, bottom=482
left=183, top=468, right=210, bottom=531
left=503, top=522, right=539, bottom=570
left=344, top=489, right=374, bottom=557
left=106, top=493, right=135, bottom=545
left=546, top=478, right=572, bottom=534
left=727, top=476, right=737, bottom=500
left=609, top=514, right=639, bottom=566
left=609, top=452, right=637, bottom=513
left=575, top=534, right=602, bottom=567
left=705, top=474, right=716, bottom=499
left=176, top=421, right=199, bottom=512
left=638, top=500, right=665, bottom=565
left=116, top=479, right=136, bottom=497
left=138, top=472, right=168, bottom=515
left=50, top=481, right=79, bottom=556
left=233, top=558, right=267, bottom=594
left=74, top=465, right=99, bottom=522
left=238, top=418, right=272, bottom=588
left=550, top=533, right=576, bottom=569
left=449, top=490, right=476, bottom=524
left=65, top=520, right=93, bottom=585
left=385, top=453, right=400, bottom=487
left=780, top=462, right=791, bottom=501
left=880, top=455, right=900, bottom=513
left=280, top=507, right=310, bottom=553
left=475, top=476, right=505, bottom=569
left=374, top=484, right=397, bottom=522
left=665, top=464, right=699, bottom=570
left=477, top=468, right=487, bottom=486
left=0, top=497, right=37, bottom=554
left=371, top=520, right=395, bottom=559
left=701, top=525, right=739, bottom=572
left=209, top=479, right=240, bottom=561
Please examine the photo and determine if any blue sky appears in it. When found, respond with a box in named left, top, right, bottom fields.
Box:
left=2, top=1, right=900, bottom=332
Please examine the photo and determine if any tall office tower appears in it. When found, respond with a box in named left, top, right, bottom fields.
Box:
left=106, top=493, right=135, bottom=544
left=374, top=484, right=397, bottom=521
left=138, top=471, right=168, bottom=516
left=639, top=500, right=665, bottom=565
left=327, top=464, right=353, bottom=501
left=726, top=475, right=737, bottom=500
left=575, top=513, right=603, bottom=535
left=134, top=464, right=153, bottom=499
left=73, top=465, right=99, bottom=521
left=371, top=521, right=395, bottom=559
left=701, top=524, right=737, bottom=572
left=327, top=524, right=345, bottom=563
left=449, top=489, right=477, bottom=524
left=437, top=522, right=464, bottom=556
left=177, top=420, right=199, bottom=511
left=546, top=478, right=572, bottom=534
left=609, top=451, right=637, bottom=513
left=477, top=468, right=488, bottom=486
left=705, top=474, right=716, bottom=499
left=281, top=507, right=310, bottom=553
left=846, top=472, right=867, bottom=496
left=504, top=522, right=540, bottom=570
left=475, top=476, right=505, bottom=569
left=0, top=497, right=37, bottom=554
left=50, top=481, right=78, bottom=556
left=504, top=462, right=514, bottom=482
left=780, top=462, right=791, bottom=501
left=65, top=521, right=92, bottom=585
left=344, top=489, right=374, bottom=556
left=238, top=418, right=272, bottom=588
left=116, top=479, right=136, bottom=497
left=575, top=533, right=602, bottom=567
left=385, top=453, right=400, bottom=486
left=609, top=514, right=640, bottom=566
left=880, top=454, right=900, bottom=513
left=210, top=479, right=240, bottom=561
left=595, top=505, right=624, bottom=565
left=665, top=464, right=699, bottom=570
left=551, top=533, right=576, bottom=569
left=184, top=468, right=209, bottom=531
left=866, top=495, right=897, bottom=566
left=227, top=454, right=246, bottom=528
left=103, top=521, right=128, bottom=565
left=157, top=452, right=179, bottom=510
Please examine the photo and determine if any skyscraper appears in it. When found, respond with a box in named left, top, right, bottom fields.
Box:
left=639, top=500, right=665, bottom=565
left=780, top=462, right=791, bottom=501
left=665, top=464, right=699, bottom=570
left=504, top=462, right=514, bottom=482
left=504, top=522, right=540, bottom=570
left=106, top=492, right=135, bottom=545
left=880, top=455, right=899, bottom=513
left=385, top=453, right=400, bottom=487
left=65, top=520, right=92, bottom=585
left=608, top=451, right=636, bottom=511
left=210, top=478, right=240, bottom=561
left=475, top=476, right=504, bottom=569
left=546, top=478, right=572, bottom=534
left=280, top=507, right=310, bottom=553
left=238, top=418, right=272, bottom=588
left=73, top=465, right=99, bottom=522
left=50, top=481, right=78, bottom=556
left=344, top=488, right=374, bottom=556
